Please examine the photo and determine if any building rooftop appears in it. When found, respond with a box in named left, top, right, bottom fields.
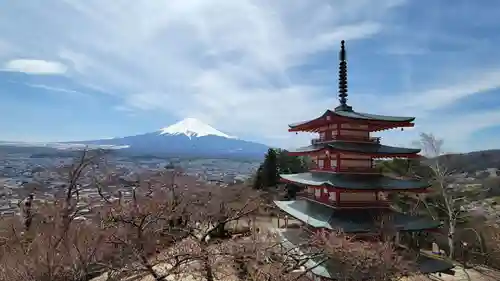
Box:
left=274, top=200, right=441, bottom=232
left=280, top=172, right=430, bottom=191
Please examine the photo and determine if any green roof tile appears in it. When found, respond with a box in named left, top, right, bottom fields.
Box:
left=280, top=172, right=429, bottom=190
left=290, top=141, right=421, bottom=155
left=273, top=200, right=441, bottom=232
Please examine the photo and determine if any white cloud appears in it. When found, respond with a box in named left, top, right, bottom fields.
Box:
left=1, top=0, right=499, bottom=150
left=40, top=0, right=400, bottom=140
left=3, top=59, right=67, bottom=75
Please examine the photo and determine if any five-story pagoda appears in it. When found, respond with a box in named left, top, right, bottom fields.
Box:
left=273, top=41, right=455, bottom=280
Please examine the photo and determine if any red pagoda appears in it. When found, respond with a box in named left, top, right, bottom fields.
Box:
left=274, top=41, right=455, bottom=280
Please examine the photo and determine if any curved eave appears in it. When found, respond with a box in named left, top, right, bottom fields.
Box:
left=274, top=200, right=441, bottom=234
left=288, top=111, right=329, bottom=132
left=288, top=109, right=416, bottom=133
left=280, top=173, right=430, bottom=192
left=334, top=109, right=415, bottom=123
left=274, top=200, right=332, bottom=230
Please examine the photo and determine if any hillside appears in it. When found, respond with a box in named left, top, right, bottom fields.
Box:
left=437, top=149, right=500, bottom=174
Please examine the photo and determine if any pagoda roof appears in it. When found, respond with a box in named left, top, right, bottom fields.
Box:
left=288, top=109, right=415, bottom=131
left=276, top=229, right=455, bottom=279
left=274, top=200, right=441, bottom=233
left=288, top=141, right=420, bottom=157
left=280, top=172, right=430, bottom=191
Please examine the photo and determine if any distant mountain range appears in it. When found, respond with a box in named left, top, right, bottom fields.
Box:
left=0, top=118, right=270, bottom=159
left=437, top=149, right=500, bottom=174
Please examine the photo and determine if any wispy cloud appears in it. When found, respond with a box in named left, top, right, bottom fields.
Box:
left=24, top=83, right=85, bottom=96
left=2, top=59, right=67, bottom=75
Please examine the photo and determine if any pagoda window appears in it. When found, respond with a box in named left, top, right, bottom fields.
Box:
left=319, top=131, right=326, bottom=140
left=317, top=159, right=325, bottom=169
left=314, top=188, right=321, bottom=198
left=311, top=157, right=319, bottom=167
left=325, top=130, right=331, bottom=140
left=377, top=192, right=388, bottom=201
left=329, top=191, right=337, bottom=202
left=307, top=186, right=314, bottom=194
left=330, top=159, right=337, bottom=169
left=324, top=158, right=331, bottom=169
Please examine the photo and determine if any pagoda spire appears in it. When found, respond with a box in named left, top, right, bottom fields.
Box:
left=335, top=40, right=352, bottom=111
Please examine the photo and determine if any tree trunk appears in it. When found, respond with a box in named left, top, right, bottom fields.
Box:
left=140, top=253, right=163, bottom=281
left=212, top=222, right=227, bottom=238
left=448, top=222, right=456, bottom=259
left=202, top=247, right=215, bottom=281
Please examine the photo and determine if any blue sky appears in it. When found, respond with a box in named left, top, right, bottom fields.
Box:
left=0, top=0, right=499, bottom=152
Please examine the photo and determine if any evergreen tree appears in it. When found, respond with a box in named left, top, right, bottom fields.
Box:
left=252, top=164, right=264, bottom=189
left=252, top=148, right=309, bottom=189
left=262, top=148, right=279, bottom=187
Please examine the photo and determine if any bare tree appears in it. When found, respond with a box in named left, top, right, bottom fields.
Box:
left=94, top=170, right=201, bottom=281
left=413, top=132, right=469, bottom=259
left=0, top=149, right=109, bottom=281
left=183, top=184, right=264, bottom=281
left=231, top=227, right=417, bottom=281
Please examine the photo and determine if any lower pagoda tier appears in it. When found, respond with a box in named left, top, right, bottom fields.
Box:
left=276, top=229, right=455, bottom=280
left=274, top=200, right=441, bottom=233
left=280, top=172, right=430, bottom=191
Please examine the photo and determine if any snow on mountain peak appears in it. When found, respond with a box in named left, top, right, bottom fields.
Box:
left=159, top=118, right=237, bottom=139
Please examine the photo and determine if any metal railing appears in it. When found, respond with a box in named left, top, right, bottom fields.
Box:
left=311, top=136, right=380, bottom=144
left=297, top=193, right=390, bottom=208
left=310, top=167, right=379, bottom=174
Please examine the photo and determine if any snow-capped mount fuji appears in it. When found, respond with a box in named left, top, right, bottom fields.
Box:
left=159, top=118, right=237, bottom=139
left=65, top=118, right=269, bottom=159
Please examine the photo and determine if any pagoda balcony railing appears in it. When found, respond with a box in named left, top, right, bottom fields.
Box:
left=311, top=166, right=379, bottom=174
left=311, top=136, right=380, bottom=144
left=296, top=192, right=390, bottom=209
